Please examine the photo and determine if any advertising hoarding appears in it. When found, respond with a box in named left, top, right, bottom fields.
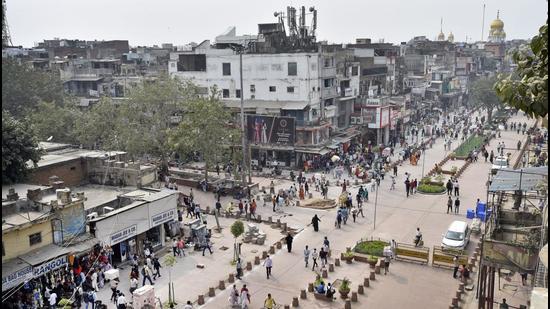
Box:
left=247, top=115, right=295, bottom=146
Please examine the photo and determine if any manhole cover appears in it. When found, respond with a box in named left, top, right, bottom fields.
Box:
left=219, top=246, right=229, bottom=251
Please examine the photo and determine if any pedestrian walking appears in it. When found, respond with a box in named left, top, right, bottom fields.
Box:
left=172, top=238, right=179, bottom=257
left=454, top=197, right=460, bottom=214
left=263, top=255, right=273, bottom=279
left=229, top=285, right=239, bottom=307
left=405, top=179, right=411, bottom=197
left=390, top=239, right=397, bottom=259
left=202, top=236, right=213, bottom=256
left=152, top=257, right=162, bottom=280
left=311, top=214, right=321, bottom=232
left=304, top=246, right=311, bottom=268
left=319, top=247, right=328, bottom=267
left=446, top=179, right=453, bottom=195
left=177, top=237, right=186, bottom=257
left=453, top=256, right=460, bottom=278
left=453, top=179, right=460, bottom=196
left=141, top=265, right=154, bottom=286
left=393, top=165, right=398, bottom=176
left=285, top=233, right=293, bottom=253
left=311, top=248, right=319, bottom=270
left=335, top=210, right=342, bottom=228
left=194, top=204, right=201, bottom=219
left=447, top=196, right=453, bottom=214
left=351, top=207, right=357, bottom=222
left=384, top=254, right=391, bottom=275
left=110, top=279, right=119, bottom=303
left=240, top=285, right=251, bottom=309
left=116, top=292, right=127, bottom=309
left=264, top=293, right=277, bottom=309
left=390, top=176, right=396, bottom=190
left=236, top=258, right=243, bottom=279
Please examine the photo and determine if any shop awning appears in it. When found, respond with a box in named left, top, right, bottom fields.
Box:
left=488, top=167, right=548, bottom=192
left=2, top=258, right=33, bottom=291
left=65, top=237, right=101, bottom=256
left=18, top=243, right=70, bottom=266
left=295, top=147, right=331, bottom=156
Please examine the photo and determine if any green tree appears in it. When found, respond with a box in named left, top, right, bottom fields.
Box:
left=470, top=76, right=503, bottom=124
left=2, top=111, right=43, bottom=184
left=2, top=59, right=65, bottom=118
left=74, top=98, right=121, bottom=150
left=28, top=100, right=82, bottom=144
left=169, top=90, right=240, bottom=181
left=495, top=20, right=548, bottom=118
left=230, top=220, right=245, bottom=261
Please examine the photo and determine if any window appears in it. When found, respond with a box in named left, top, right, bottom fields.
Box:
left=177, top=54, right=206, bottom=72
left=250, top=84, right=256, bottom=92
left=287, top=86, right=295, bottom=93
left=222, top=89, right=230, bottom=98
left=222, top=63, right=231, bottom=76
left=288, top=62, right=297, bottom=76
left=269, top=86, right=276, bottom=92
left=29, top=232, right=42, bottom=246
left=351, top=66, right=358, bottom=76
left=324, top=79, right=333, bottom=88
left=324, top=57, right=333, bottom=67
left=236, top=89, right=241, bottom=98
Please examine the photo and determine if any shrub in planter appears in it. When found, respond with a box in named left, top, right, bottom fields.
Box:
left=338, top=278, right=351, bottom=298
left=342, top=251, right=354, bottom=263
left=354, top=240, right=388, bottom=257
left=367, top=255, right=378, bottom=268
left=450, top=166, right=458, bottom=174
left=417, top=183, right=446, bottom=194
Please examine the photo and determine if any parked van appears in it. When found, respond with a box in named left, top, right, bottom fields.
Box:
left=491, top=156, right=508, bottom=174
left=441, top=220, right=470, bottom=251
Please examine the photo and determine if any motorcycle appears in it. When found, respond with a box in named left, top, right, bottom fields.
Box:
left=413, top=234, right=424, bottom=247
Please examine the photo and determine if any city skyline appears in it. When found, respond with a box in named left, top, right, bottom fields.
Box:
left=6, top=0, right=548, bottom=47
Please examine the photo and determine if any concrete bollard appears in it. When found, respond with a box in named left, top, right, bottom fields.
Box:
left=308, top=193, right=313, bottom=199
left=375, top=265, right=381, bottom=274
left=228, top=274, right=235, bottom=283
left=295, top=201, right=300, bottom=206
left=205, top=206, right=210, bottom=213
left=369, top=271, right=375, bottom=280
left=225, top=212, right=231, bottom=218
left=328, top=249, right=332, bottom=258
left=363, top=278, right=370, bottom=287
left=276, top=241, right=282, bottom=249
left=335, top=258, right=341, bottom=266
left=452, top=297, right=458, bottom=306
left=208, top=287, right=215, bottom=297
left=308, top=283, right=314, bottom=292
left=456, top=290, right=462, bottom=299
left=276, top=219, right=281, bottom=227
left=344, top=300, right=352, bottom=309
left=198, top=295, right=205, bottom=305
left=219, top=280, right=225, bottom=290
left=322, top=269, right=328, bottom=278
left=262, top=251, right=268, bottom=259
left=246, top=262, right=252, bottom=270
left=329, top=264, right=334, bottom=272
left=268, top=216, right=273, bottom=223
left=351, top=292, right=358, bottom=302
left=458, top=283, right=465, bottom=292
left=292, top=297, right=299, bottom=307
left=254, top=256, right=260, bottom=265
left=284, top=305, right=290, bottom=309
left=282, top=223, right=288, bottom=232
left=300, top=289, right=307, bottom=299
left=269, top=246, right=275, bottom=254
left=357, top=285, right=364, bottom=295
left=256, top=215, right=262, bottom=222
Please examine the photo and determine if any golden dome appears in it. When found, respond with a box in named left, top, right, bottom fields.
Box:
left=490, top=11, right=504, bottom=30
left=448, top=32, right=454, bottom=42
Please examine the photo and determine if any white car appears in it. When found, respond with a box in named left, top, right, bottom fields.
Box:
left=491, top=156, right=508, bottom=174
left=442, top=221, right=471, bottom=251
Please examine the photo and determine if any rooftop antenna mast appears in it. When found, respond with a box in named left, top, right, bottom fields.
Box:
left=481, top=3, right=486, bottom=41
left=2, top=0, right=14, bottom=47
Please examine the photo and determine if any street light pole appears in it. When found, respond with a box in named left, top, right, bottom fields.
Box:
left=421, top=146, right=426, bottom=178
left=239, top=50, right=247, bottom=187
left=373, top=182, right=379, bottom=230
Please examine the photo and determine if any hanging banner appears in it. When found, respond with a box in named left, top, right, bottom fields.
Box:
left=33, top=256, right=68, bottom=277
left=247, top=115, right=295, bottom=145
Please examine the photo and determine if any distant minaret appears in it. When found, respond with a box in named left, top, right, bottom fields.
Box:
left=481, top=3, right=486, bottom=41
left=2, top=0, right=14, bottom=47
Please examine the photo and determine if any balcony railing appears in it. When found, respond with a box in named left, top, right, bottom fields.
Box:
left=321, top=66, right=337, bottom=77
left=322, top=87, right=338, bottom=98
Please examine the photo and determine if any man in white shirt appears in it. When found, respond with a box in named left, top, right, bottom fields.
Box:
left=263, top=255, right=273, bottom=279
left=116, top=292, right=127, bottom=309
left=183, top=300, right=193, bottom=309
left=49, top=291, right=57, bottom=308
left=303, top=245, right=311, bottom=267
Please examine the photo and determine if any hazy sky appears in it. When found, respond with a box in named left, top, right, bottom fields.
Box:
left=6, top=0, right=548, bottom=47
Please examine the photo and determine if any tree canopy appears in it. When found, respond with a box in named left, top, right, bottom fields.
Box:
left=2, top=111, right=43, bottom=184
left=168, top=89, right=240, bottom=180
left=494, top=20, right=548, bottom=118
left=470, top=76, right=504, bottom=124
left=2, top=59, right=65, bottom=118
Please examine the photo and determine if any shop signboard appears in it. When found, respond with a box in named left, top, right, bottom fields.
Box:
left=110, top=225, right=137, bottom=245
left=151, top=209, right=176, bottom=227
left=247, top=115, right=295, bottom=146
left=2, top=264, right=33, bottom=291
left=32, top=256, right=68, bottom=278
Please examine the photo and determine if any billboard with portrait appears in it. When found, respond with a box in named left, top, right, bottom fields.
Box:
left=247, top=115, right=295, bottom=146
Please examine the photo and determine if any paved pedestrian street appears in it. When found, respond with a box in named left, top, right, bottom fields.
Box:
left=90, top=112, right=538, bottom=309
